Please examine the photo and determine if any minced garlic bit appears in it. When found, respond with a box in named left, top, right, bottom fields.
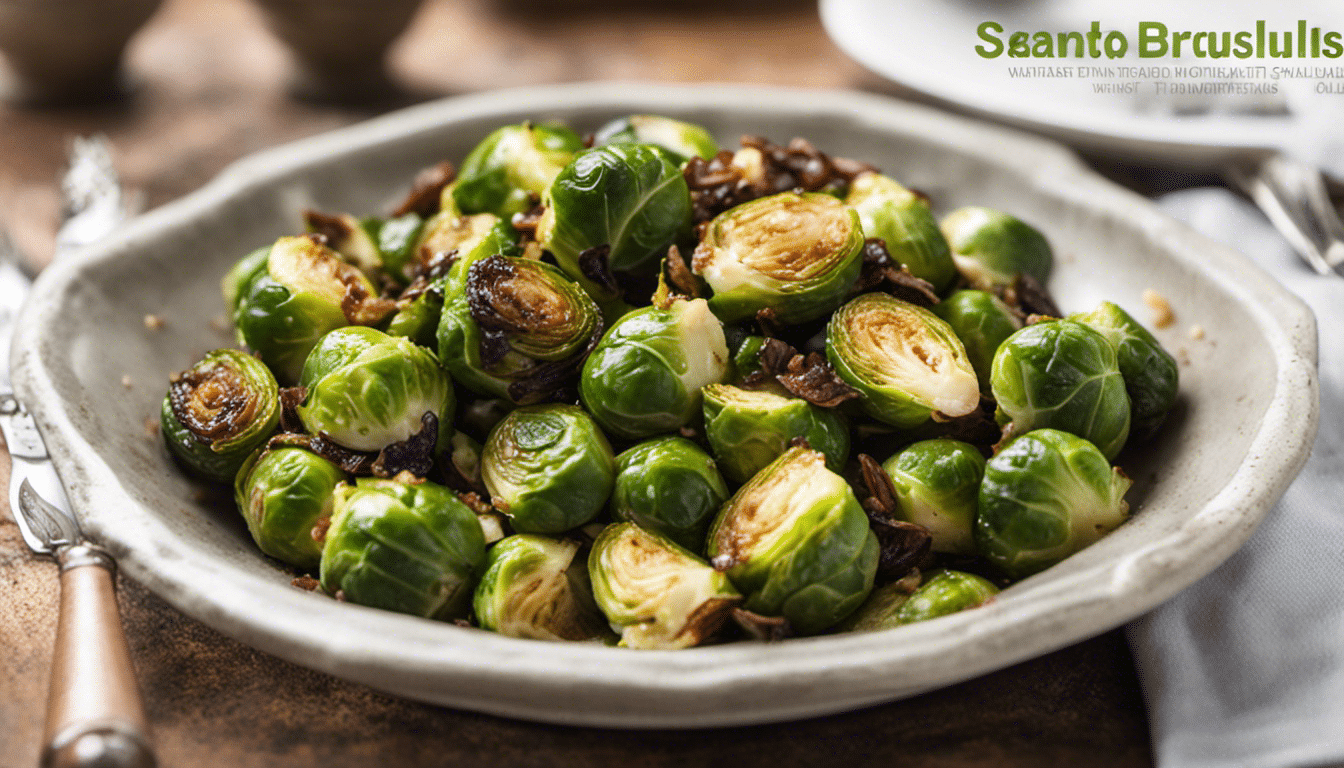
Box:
left=1142, top=289, right=1174, bottom=329
left=1188, top=325, right=1205, bottom=340
left=144, top=314, right=165, bottom=331
left=121, top=375, right=133, bottom=388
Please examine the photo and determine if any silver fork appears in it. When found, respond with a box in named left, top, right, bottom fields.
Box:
left=1226, top=153, right=1344, bottom=278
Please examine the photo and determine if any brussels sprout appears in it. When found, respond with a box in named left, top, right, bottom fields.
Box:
left=160, top=349, right=280, bottom=484
left=377, top=212, right=427, bottom=280
left=845, top=173, right=956, bottom=293
left=706, top=446, right=878, bottom=634
left=592, top=114, right=718, bottom=164
left=729, top=333, right=769, bottom=382
left=320, top=478, right=486, bottom=619
left=411, top=212, right=517, bottom=284
left=384, top=287, right=443, bottom=349
left=826, top=292, right=980, bottom=428
left=976, top=428, right=1132, bottom=577
left=437, top=254, right=602, bottom=404
left=304, top=210, right=383, bottom=275
left=1069, top=301, right=1179, bottom=443
left=234, top=235, right=388, bottom=383
left=941, top=206, right=1052, bottom=290
left=991, top=320, right=1131, bottom=460
left=579, top=298, right=729, bottom=440
left=930, top=289, right=1022, bottom=395
left=692, top=192, right=864, bottom=324
left=589, top=522, right=741, bottom=649
left=701, top=383, right=849, bottom=484
left=298, top=327, right=454, bottom=453
left=481, top=404, right=616, bottom=534
left=221, top=245, right=271, bottom=314
left=538, top=143, right=693, bottom=303
left=473, top=534, right=609, bottom=641
left=841, top=569, right=997, bottom=631
left=452, top=122, right=584, bottom=219
left=609, top=437, right=729, bottom=552
left=233, top=446, right=345, bottom=569
left=882, top=439, right=986, bottom=555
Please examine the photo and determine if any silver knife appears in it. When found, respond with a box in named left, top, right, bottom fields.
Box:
left=0, top=137, right=155, bottom=768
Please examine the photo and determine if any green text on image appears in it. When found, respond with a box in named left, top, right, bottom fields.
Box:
left=975, top=20, right=1344, bottom=60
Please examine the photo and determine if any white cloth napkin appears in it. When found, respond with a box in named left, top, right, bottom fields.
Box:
left=1127, top=188, right=1344, bottom=768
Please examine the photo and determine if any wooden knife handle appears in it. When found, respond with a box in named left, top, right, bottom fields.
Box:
left=43, top=544, right=155, bottom=768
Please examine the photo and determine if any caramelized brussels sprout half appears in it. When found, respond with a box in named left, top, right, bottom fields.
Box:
left=991, top=320, right=1130, bottom=460
left=976, top=429, right=1131, bottom=577
left=233, top=446, right=345, bottom=569
left=579, top=298, right=729, bottom=440
left=1070, top=301, right=1179, bottom=443
left=845, top=173, right=956, bottom=293
left=826, top=292, right=979, bottom=428
left=452, top=122, right=584, bottom=218
left=592, top=114, right=718, bottom=164
left=931, top=289, right=1022, bottom=394
left=298, top=327, right=453, bottom=453
left=161, top=349, right=280, bottom=484
left=304, top=210, right=383, bottom=275
left=883, top=439, right=986, bottom=555
left=693, top=192, right=864, bottom=324
left=707, top=447, right=878, bottom=634
left=437, top=254, right=602, bottom=405
left=589, top=522, right=741, bottom=649
left=701, top=383, right=849, bottom=484
left=941, top=206, right=1052, bottom=290
left=609, top=437, right=729, bottom=552
left=320, top=478, right=486, bottom=619
left=415, top=212, right=516, bottom=284
left=473, top=534, right=609, bottom=641
left=842, top=569, right=997, bottom=631
left=481, top=404, right=616, bottom=534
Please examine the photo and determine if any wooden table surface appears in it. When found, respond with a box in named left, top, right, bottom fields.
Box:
left=0, top=0, right=1154, bottom=765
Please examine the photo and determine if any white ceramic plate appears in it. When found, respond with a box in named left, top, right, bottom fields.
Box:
left=821, top=0, right=1344, bottom=166
left=10, top=83, right=1317, bottom=727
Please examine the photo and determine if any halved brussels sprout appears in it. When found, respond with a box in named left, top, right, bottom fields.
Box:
left=1070, top=301, right=1179, bottom=443
left=592, top=114, right=718, bottom=164
left=161, top=349, right=280, bottom=484
left=221, top=246, right=271, bottom=314
left=706, top=446, right=878, bottom=634
left=452, top=122, right=584, bottom=219
left=990, top=319, right=1131, bottom=460
left=473, top=534, right=609, bottom=641
left=320, top=477, right=486, bottom=619
left=414, top=212, right=515, bottom=285
left=826, top=292, right=979, bottom=428
left=579, top=298, right=728, bottom=440
left=883, top=439, right=986, bottom=555
left=481, top=404, right=616, bottom=534
left=298, top=327, right=453, bottom=453
left=437, top=254, right=602, bottom=405
left=976, top=428, right=1132, bottom=577
left=234, top=235, right=389, bottom=383
left=845, top=173, right=956, bottom=293
left=692, top=192, right=864, bottom=324
left=538, top=143, right=693, bottom=302
left=233, top=446, right=345, bottom=569
left=609, top=437, right=729, bottom=552
left=931, top=289, right=1022, bottom=394
left=589, top=522, right=741, bottom=649
left=701, top=383, right=849, bottom=484
left=841, top=569, right=997, bottom=631
left=304, top=210, right=382, bottom=275
left=941, top=206, right=1052, bottom=290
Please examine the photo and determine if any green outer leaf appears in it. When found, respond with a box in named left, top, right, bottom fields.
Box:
left=990, top=319, right=1131, bottom=460
left=221, top=246, right=271, bottom=313
left=234, top=275, right=347, bottom=384
left=592, top=114, right=719, bottom=163
left=160, top=349, right=281, bottom=484
left=609, top=437, right=729, bottom=553
left=473, top=534, right=608, bottom=641
left=894, top=570, right=999, bottom=624
left=826, top=292, right=980, bottom=428
left=320, top=478, right=486, bottom=619
left=975, top=428, right=1132, bottom=577
left=706, top=447, right=877, bottom=634
left=845, top=173, right=956, bottom=294
left=701, top=383, right=849, bottom=484
left=580, top=299, right=729, bottom=441
left=233, top=446, right=345, bottom=569
left=941, top=206, right=1052, bottom=289
left=453, top=123, right=583, bottom=218
left=377, top=213, right=426, bottom=282
left=932, top=289, right=1022, bottom=395
left=729, top=334, right=768, bottom=382
left=696, top=192, right=864, bottom=324
left=481, top=404, right=615, bottom=534
left=385, top=289, right=444, bottom=349
left=883, top=439, right=985, bottom=555
left=298, top=328, right=454, bottom=452
left=1069, top=301, right=1179, bottom=443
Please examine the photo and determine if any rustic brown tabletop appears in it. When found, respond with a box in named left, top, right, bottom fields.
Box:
left=0, top=0, right=1154, bottom=765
